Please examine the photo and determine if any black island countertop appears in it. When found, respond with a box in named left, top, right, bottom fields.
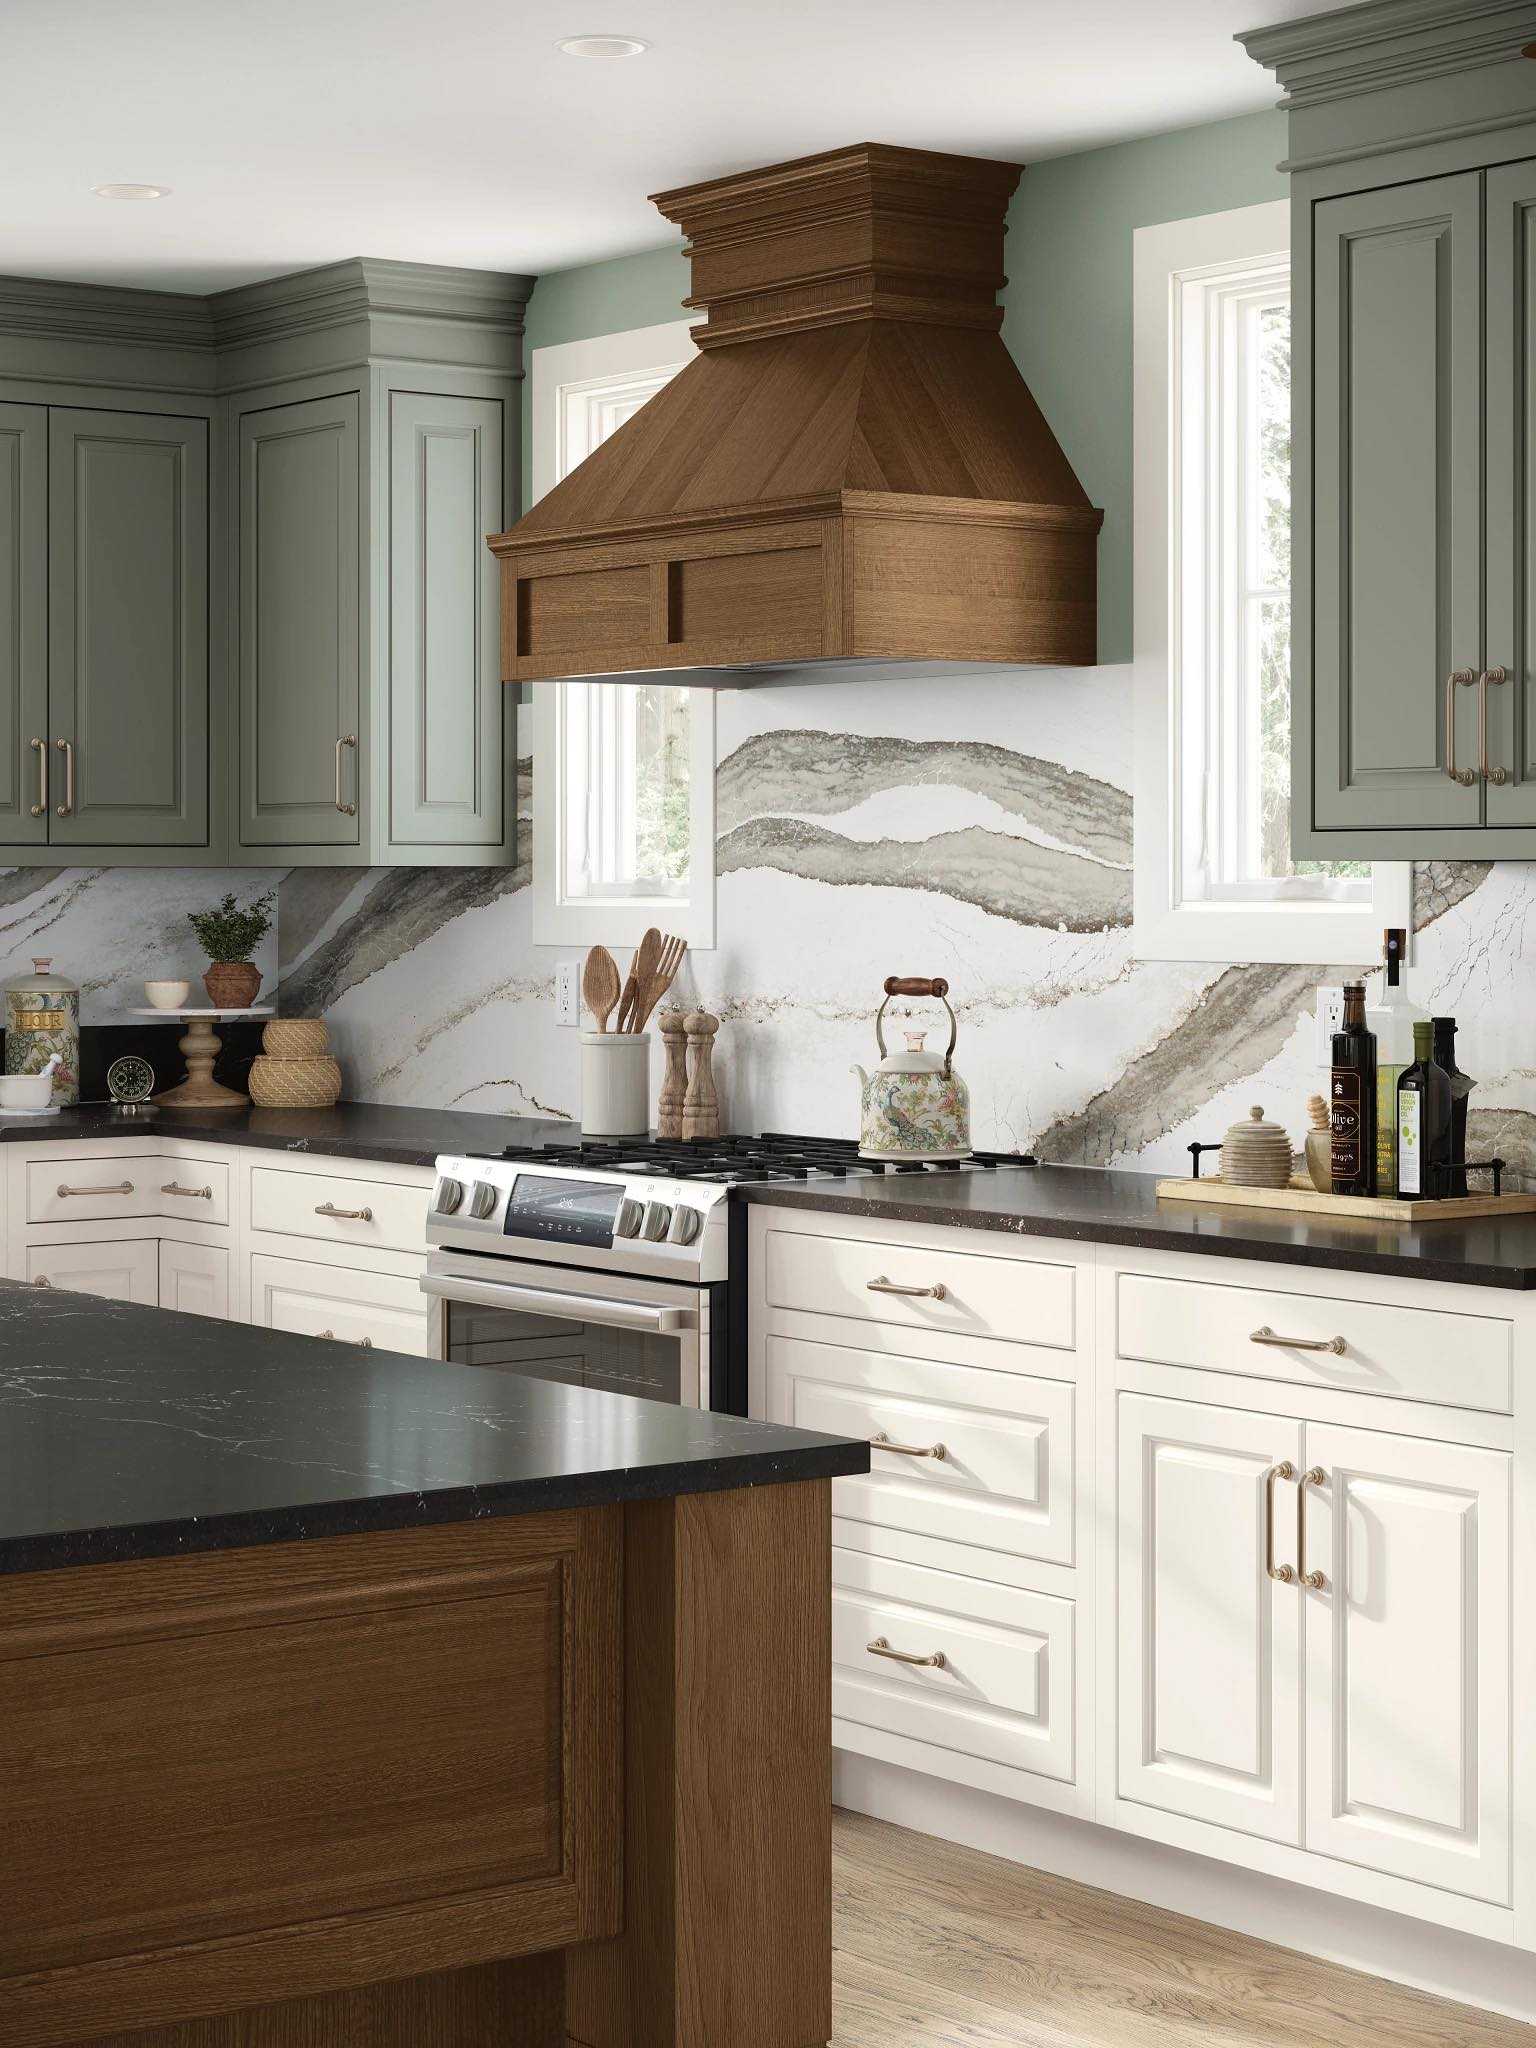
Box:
left=0, top=1099, right=574, bottom=1166
left=741, top=1162, right=1536, bottom=1291
left=0, top=1284, right=868, bottom=1576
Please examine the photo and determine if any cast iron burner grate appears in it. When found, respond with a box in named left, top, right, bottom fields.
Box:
left=489, top=1131, right=1039, bottom=1184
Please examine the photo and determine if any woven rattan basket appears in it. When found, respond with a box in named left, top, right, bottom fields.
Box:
left=248, top=1053, right=343, bottom=1108
left=261, top=1018, right=330, bottom=1059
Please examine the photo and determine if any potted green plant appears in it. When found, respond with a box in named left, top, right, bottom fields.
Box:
left=188, top=891, right=275, bottom=1010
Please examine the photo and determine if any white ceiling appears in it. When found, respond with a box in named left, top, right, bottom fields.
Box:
left=3, top=0, right=1358, bottom=296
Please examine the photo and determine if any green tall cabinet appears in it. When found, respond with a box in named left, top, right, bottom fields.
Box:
left=1243, top=2, right=1536, bottom=859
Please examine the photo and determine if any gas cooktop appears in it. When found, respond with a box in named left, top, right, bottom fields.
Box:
left=486, top=1132, right=1039, bottom=1185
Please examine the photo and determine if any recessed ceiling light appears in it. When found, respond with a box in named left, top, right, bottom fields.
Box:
left=557, top=34, right=648, bottom=57
left=92, top=183, right=171, bottom=201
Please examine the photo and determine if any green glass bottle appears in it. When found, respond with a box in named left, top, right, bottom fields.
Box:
left=1431, top=1017, right=1473, bottom=1198
left=1397, top=1020, right=1452, bottom=1200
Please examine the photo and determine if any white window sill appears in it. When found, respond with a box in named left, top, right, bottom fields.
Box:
left=1133, top=864, right=1411, bottom=965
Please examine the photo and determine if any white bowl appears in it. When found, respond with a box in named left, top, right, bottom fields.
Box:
left=145, top=979, right=190, bottom=1010
left=0, top=1071, right=56, bottom=1110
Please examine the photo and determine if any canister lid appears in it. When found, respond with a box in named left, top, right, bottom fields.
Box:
left=4, top=956, right=77, bottom=996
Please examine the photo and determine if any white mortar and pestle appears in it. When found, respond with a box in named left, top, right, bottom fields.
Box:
left=0, top=1053, right=63, bottom=1113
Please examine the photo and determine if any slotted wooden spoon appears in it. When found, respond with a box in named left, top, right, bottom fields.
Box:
left=581, top=945, right=621, bottom=1033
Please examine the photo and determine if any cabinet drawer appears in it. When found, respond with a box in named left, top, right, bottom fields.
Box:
left=249, top=1254, right=432, bottom=1355
left=156, top=1160, right=230, bottom=1224
left=831, top=1550, right=1074, bottom=1784
left=1116, top=1270, right=1512, bottom=1414
left=250, top=1166, right=430, bottom=1255
left=28, top=1238, right=159, bottom=1303
left=27, top=1157, right=160, bottom=1225
left=767, top=1335, right=1074, bottom=1568
left=764, top=1226, right=1074, bottom=1352
left=249, top=1245, right=434, bottom=1359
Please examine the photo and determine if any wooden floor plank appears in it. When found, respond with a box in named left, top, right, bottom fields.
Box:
left=830, top=1810, right=1529, bottom=2048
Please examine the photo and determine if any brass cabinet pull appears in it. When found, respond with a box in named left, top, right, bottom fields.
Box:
left=1299, top=1466, right=1328, bottom=1589
left=162, top=1181, right=212, bottom=1200
left=1480, top=667, right=1508, bottom=785
left=1251, top=1324, right=1346, bottom=1356
left=866, top=1634, right=947, bottom=1670
left=870, top=1429, right=947, bottom=1461
left=316, top=1200, right=373, bottom=1221
left=54, top=737, right=75, bottom=816
left=1265, top=1460, right=1297, bottom=1584
left=1444, top=668, right=1477, bottom=784
left=317, top=1327, right=372, bottom=1347
left=57, top=1180, right=133, bottom=1198
left=866, top=1275, right=947, bottom=1301
left=28, top=737, right=45, bottom=818
left=334, top=733, right=358, bottom=815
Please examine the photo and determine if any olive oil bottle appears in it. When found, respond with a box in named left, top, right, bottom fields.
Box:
left=1397, top=1020, right=1452, bottom=1200
left=1431, top=1017, right=1473, bottom=1197
left=1330, top=981, right=1377, bottom=1197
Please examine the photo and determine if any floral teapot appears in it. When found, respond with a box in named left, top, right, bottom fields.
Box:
left=852, top=976, right=971, bottom=1162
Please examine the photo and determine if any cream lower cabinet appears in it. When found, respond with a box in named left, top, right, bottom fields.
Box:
left=27, top=1237, right=159, bottom=1303
left=248, top=1254, right=431, bottom=1354
left=158, top=1238, right=230, bottom=1319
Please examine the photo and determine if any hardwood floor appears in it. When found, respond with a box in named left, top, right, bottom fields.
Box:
left=831, top=1811, right=1530, bottom=2047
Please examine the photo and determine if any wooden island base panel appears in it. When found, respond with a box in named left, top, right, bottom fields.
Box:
left=0, top=1480, right=834, bottom=2048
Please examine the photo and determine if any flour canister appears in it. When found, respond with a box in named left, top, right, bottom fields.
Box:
left=4, top=957, right=79, bottom=1105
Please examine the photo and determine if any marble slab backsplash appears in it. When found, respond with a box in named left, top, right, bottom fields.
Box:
left=269, top=666, right=1536, bottom=1187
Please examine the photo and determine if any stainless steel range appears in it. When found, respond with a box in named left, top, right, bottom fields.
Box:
left=422, top=1134, right=1037, bottom=1412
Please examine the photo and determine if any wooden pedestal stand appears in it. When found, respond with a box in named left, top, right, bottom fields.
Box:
left=128, top=1008, right=273, bottom=1109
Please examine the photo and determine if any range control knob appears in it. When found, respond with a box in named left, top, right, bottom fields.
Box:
left=640, top=1200, right=673, bottom=1242
left=667, top=1203, right=702, bottom=1246
left=614, top=1196, right=645, bottom=1239
left=468, top=1180, right=499, bottom=1220
left=434, top=1176, right=465, bottom=1216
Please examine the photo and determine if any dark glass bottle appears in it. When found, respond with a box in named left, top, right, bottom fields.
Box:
left=1397, top=1019, right=1452, bottom=1200
left=1330, top=981, right=1377, bottom=1197
left=1431, top=1017, right=1473, bottom=1197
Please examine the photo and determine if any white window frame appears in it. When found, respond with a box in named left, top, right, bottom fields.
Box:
left=1132, top=201, right=1410, bottom=963
left=529, top=321, right=716, bottom=949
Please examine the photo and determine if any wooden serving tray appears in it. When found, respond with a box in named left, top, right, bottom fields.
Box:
left=1155, top=1175, right=1536, bottom=1223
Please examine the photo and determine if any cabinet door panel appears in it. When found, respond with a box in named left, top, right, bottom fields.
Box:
left=1116, top=1393, right=1302, bottom=1842
left=1486, top=158, right=1536, bottom=822
left=1311, top=175, right=1482, bottom=833
left=238, top=393, right=360, bottom=847
left=389, top=392, right=506, bottom=850
left=0, top=403, right=47, bottom=846
left=1302, top=1422, right=1510, bottom=1904
left=48, top=408, right=209, bottom=848
left=28, top=1238, right=158, bottom=1303
left=159, top=1240, right=230, bottom=1320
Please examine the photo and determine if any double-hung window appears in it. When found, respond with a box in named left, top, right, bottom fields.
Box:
left=1132, top=201, right=1409, bottom=961
left=529, top=320, right=716, bottom=948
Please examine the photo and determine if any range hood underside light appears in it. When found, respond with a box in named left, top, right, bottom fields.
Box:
left=489, top=143, right=1103, bottom=690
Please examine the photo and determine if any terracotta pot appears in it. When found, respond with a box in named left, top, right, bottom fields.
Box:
left=203, top=961, right=262, bottom=1010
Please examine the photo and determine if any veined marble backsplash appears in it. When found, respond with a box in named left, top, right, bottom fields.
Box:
left=270, top=666, right=1536, bottom=1184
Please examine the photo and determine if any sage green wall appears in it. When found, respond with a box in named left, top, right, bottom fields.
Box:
left=518, top=107, right=1287, bottom=658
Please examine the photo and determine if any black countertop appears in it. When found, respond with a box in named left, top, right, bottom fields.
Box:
left=0, top=1100, right=573, bottom=1167
left=0, top=1285, right=868, bottom=1576
left=741, top=1163, right=1536, bottom=1291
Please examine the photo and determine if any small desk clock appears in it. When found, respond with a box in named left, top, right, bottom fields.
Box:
left=106, top=1054, right=156, bottom=1110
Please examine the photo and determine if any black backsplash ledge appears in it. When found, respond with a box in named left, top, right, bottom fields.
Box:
left=1, top=1021, right=267, bottom=1103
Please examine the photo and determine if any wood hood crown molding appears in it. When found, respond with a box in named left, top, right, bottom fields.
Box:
left=490, top=142, right=1102, bottom=689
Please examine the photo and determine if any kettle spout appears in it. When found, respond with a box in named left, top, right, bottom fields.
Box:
left=850, top=1064, right=868, bottom=1089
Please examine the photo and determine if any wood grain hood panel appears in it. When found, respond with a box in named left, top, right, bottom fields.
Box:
left=489, top=143, right=1103, bottom=687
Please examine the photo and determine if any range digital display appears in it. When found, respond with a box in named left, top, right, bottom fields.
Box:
left=504, top=1174, right=623, bottom=1247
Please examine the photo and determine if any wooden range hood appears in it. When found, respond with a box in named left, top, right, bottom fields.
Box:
left=490, top=142, right=1103, bottom=689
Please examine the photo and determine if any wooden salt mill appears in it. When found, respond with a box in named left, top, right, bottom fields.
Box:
left=682, top=1011, right=721, bottom=1141
left=657, top=1010, right=690, bottom=1141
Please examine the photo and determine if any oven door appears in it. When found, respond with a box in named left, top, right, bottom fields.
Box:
left=421, top=1250, right=707, bottom=1408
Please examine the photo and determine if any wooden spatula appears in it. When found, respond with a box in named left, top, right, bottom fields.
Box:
left=616, top=928, right=662, bottom=1032
left=581, top=946, right=621, bottom=1033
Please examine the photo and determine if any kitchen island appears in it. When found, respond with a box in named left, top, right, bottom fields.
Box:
left=0, top=1284, right=867, bottom=2048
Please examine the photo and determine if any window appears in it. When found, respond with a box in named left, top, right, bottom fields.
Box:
left=1132, top=202, right=1408, bottom=962
left=530, top=321, right=716, bottom=948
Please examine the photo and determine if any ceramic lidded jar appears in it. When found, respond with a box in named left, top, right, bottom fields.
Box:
left=1220, top=1105, right=1295, bottom=1188
left=3, top=957, right=79, bottom=1105
left=854, top=976, right=971, bottom=1162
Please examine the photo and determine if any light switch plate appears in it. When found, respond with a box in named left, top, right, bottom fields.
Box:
left=555, top=960, right=580, bottom=1029
left=1315, top=985, right=1346, bottom=1065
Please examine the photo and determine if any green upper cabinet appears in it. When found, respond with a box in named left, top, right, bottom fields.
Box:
left=237, top=392, right=362, bottom=851
left=1485, top=158, right=1536, bottom=829
left=48, top=409, right=209, bottom=851
left=388, top=391, right=507, bottom=853
left=0, top=404, right=47, bottom=847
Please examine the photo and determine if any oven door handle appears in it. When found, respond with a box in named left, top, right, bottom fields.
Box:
left=419, top=1270, right=690, bottom=1334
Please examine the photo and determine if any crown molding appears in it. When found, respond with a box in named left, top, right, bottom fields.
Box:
left=0, top=272, right=214, bottom=351
left=1239, top=0, right=1536, bottom=108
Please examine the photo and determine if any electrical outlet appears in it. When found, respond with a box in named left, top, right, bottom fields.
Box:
left=1315, top=985, right=1346, bottom=1066
left=555, top=960, right=580, bottom=1028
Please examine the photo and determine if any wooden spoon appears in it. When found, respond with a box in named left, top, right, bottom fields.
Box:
left=632, top=934, right=687, bottom=1034
left=581, top=946, right=621, bottom=1033
left=616, top=928, right=662, bottom=1032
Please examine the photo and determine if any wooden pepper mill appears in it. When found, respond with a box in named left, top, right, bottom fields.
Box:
left=682, top=1011, right=721, bottom=1142
left=657, top=1010, right=690, bottom=1141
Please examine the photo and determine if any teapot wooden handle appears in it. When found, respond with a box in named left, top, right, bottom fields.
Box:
left=884, top=976, right=948, bottom=998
